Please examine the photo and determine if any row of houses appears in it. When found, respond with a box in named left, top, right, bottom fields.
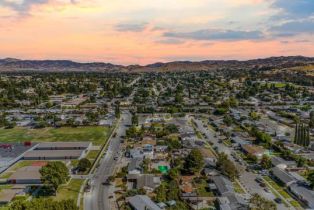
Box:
left=270, top=157, right=314, bottom=209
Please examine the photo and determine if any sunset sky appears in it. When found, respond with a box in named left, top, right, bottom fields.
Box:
left=0, top=0, right=313, bottom=65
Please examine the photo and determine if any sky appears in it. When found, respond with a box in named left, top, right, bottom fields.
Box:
left=0, top=0, right=313, bottom=65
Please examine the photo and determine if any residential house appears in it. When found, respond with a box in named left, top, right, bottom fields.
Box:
left=271, top=166, right=296, bottom=186
left=288, top=183, right=314, bottom=209
left=241, top=144, right=265, bottom=159
left=210, top=176, right=247, bottom=210
left=180, top=176, right=194, bottom=194
left=128, top=158, right=143, bottom=175
left=128, top=195, right=161, bottom=210
left=271, top=156, right=296, bottom=169
left=126, top=174, right=161, bottom=192
left=129, top=148, right=144, bottom=159
left=143, top=144, right=154, bottom=159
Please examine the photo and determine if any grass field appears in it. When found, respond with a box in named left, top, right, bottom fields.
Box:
left=54, top=179, right=84, bottom=203
left=0, top=126, right=111, bottom=145
left=86, top=150, right=100, bottom=160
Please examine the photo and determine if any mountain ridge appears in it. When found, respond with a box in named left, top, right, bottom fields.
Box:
left=0, top=56, right=313, bottom=72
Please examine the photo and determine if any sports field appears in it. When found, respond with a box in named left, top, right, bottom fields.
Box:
left=0, top=126, right=111, bottom=145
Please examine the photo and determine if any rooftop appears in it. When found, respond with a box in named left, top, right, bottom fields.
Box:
left=128, top=195, right=161, bottom=210
left=8, top=166, right=41, bottom=180
left=242, top=144, right=265, bottom=156
left=289, top=183, right=314, bottom=208
left=23, top=150, right=84, bottom=159
left=36, top=142, right=91, bottom=149
left=271, top=166, right=296, bottom=185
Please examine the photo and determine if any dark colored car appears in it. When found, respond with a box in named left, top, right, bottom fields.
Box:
left=84, top=185, right=91, bottom=192
left=274, top=198, right=282, bottom=204
left=259, top=183, right=266, bottom=187
left=102, top=179, right=110, bottom=185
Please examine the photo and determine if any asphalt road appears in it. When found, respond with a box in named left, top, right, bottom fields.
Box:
left=191, top=116, right=289, bottom=210
left=84, top=110, right=131, bottom=210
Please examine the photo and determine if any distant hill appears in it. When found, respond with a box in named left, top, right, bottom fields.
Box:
left=0, top=56, right=313, bottom=72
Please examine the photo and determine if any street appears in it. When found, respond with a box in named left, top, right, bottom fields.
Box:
left=84, top=111, right=132, bottom=210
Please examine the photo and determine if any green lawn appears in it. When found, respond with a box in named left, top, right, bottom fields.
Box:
left=233, top=180, right=245, bottom=194
left=86, top=150, right=100, bottom=160
left=54, top=179, right=84, bottom=203
left=0, top=126, right=111, bottom=145
left=196, top=131, right=203, bottom=139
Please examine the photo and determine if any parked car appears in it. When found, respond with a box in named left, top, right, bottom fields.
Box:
left=274, top=198, right=282, bottom=204
left=255, top=177, right=263, bottom=183
left=259, top=183, right=266, bottom=188
left=84, top=185, right=91, bottom=192
left=102, top=179, right=110, bottom=185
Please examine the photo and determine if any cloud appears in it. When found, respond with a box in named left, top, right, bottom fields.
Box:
left=164, top=29, right=264, bottom=41
left=0, top=0, right=49, bottom=15
left=0, top=0, right=76, bottom=15
left=271, top=0, right=314, bottom=19
left=115, top=22, right=147, bottom=32
left=156, top=38, right=185, bottom=45
left=271, top=20, right=314, bottom=37
left=280, top=39, right=311, bottom=44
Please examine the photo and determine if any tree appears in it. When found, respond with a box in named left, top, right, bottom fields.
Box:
left=294, top=123, right=310, bottom=147
left=168, top=168, right=180, bottom=180
left=308, top=170, right=314, bottom=189
left=247, top=153, right=258, bottom=163
left=214, top=108, right=228, bottom=115
left=115, top=104, right=121, bottom=118
left=40, top=161, right=70, bottom=192
left=223, top=115, right=233, bottom=126
left=249, top=111, right=260, bottom=121
left=184, top=149, right=204, bottom=174
left=228, top=96, right=238, bottom=108
left=310, top=111, right=314, bottom=128
left=167, top=180, right=180, bottom=200
left=77, top=158, right=92, bottom=172
left=217, top=153, right=239, bottom=180
left=249, top=193, right=276, bottom=210
left=297, top=157, right=306, bottom=167
left=251, top=127, right=272, bottom=146
left=9, top=198, right=78, bottom=210
left=154, top=182, right=167, bottom=202
left=260, top=155, right=272, bottom=169
left=175, top=93, right=183, bottom=104
left=131, top=114, right=139, bottom=126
